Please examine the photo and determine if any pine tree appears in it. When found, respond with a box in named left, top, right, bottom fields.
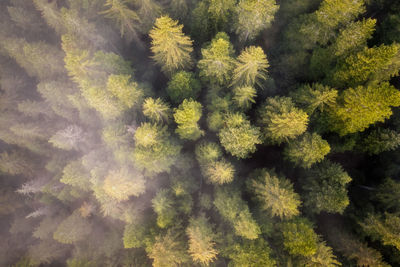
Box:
left=166, top=71, right=201, bottom=104
left=283, top=132, right=331, bottom=168
left=198, top=32, right=236, bottom=86
left=106, top=74, right=143, bottom=109
left=375, top=178, right=400, bottom=212
left=0, top=150, right=34, bottom=176
left=304, top=241, right=341, bottom=267
left=358, top=128, right=400, bottom=155
left=123, top=222, right=148, bottom=248
left=60, top=160, right=91, bottom=191
left=149, top=15, right=193, bottom=75
left=247, top=168, right=301, bottom=219
left=231, top=46, right=269, bottom=88
left=233, top=86, right=257, bottom=110
left=234, top=0, right=278, bottom=42
left=186, top=214, right=219, bottom=265
left=152, top=189, right=177, bottom=228
left=282, top=218, right=318, bottom=257
left=142, top=97, right=171, bottom=123
left=53, top=212, right=92, bottom=244
left=228, top=238, right=276, bottom=267
left=303, top=160, right=352, bottom=214
left=258, top=96, right=309, bottom=144
left=205, top=159, right=235, bottom=184
left=173, top=99, right=204, bottom=140
left=103, top=168, right=146, bottom=202
left=219, top=113, right=261, bottom=159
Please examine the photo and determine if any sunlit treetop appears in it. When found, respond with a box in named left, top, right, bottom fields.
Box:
left=142, top=97, right=171, bottom=123
left=166, top=71, right=201, bottom=104
left=149, top=15, right=193, bottom=75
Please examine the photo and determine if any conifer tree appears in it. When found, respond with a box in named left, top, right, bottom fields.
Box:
left=166, top=71, right=201, bottom=104
left=282, top=218, right=318, bottom=257
left=103, top=168, right=146, bottom=202
left=60, top=160, right=91, bottom=191
left=106, top=74, right=143, bottom=109
left=358, top=128, right=400, bottom=155
left=375, top=178, right=400, bottom=212
left=53, top=212, right=92, bottom=244
left=149, top=15, right=193, bottom=75
left=304, top=241, right=341, bottom=267
left=258, top=96, right=309, bottom=144
left=151, top=189, right=177, bottom=228
left=233, top=86, right=257, bottom=110
left=247, top=168, right=301, bottom=219
left=231, top=46, right=269, bottom=88
left=283, top=132, right=331, bottom=168
left=291, top=83, right=338, bottom=114
left=173, top=99, right=204, bottom=141
left=205, top=159, right=235, bottom=185
left=142, top=97, right=171, bottom=123
left=228, top=238, right=276, bottom=267
left=0, top=150, right=34, bottom=176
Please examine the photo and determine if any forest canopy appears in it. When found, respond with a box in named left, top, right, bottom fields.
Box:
left=1, top=0, right=400, bottom=266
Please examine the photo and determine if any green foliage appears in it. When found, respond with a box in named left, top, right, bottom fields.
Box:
left=303, top=160, right=352, bottom=214
left=247, top=169, right=301, bottom=219
left=0, top=150, right=34, bottom=176
left=208, top=0, right=236, bottom=29
left=166, top=71, right=201, bottom=103
left=142, top=97, right=171, bottom=123
left=304, top=241, right=341, bottom=267
left=233, top=86, right=257, bottom=110
left=214, top=187, right=261, bottom=239
left=103, top=168, right=146, bottom=202
left=228, top=238, right=276, bottom=267
left=328, top=82, right=400, bottom=135
left=375, top=178, right=400, bottom=212
left=219, top=113, right=262, bottom=159
left=149, top=15, right=193, bottom=75
left=152, top=189, right=177, bottom=228
left=133, top=123, right=181, bottom=175
left=66, top=258, right=95, bottom=267
left=186, top=214, right=219, bottom=265
left=205, top=159, right=235, bottom=184
left=106, top=74, right=143, bottom=109
left=282, top=218, right=318, bottom=257
left=291, top=83, right=338, bottom=114
left=53, top=212, right=92, bottom=244
left=173, top=99, right=204, bottom=140
left=258, top=96, right=309, bottom=144
left=361, top=213, right=400, bottom=251
left=234, top=0, right=278, bottom=42
left=60, top=160, right=91, bottom=191
left=283, top=132, right=331, bottom=168
left=358, top=128, right=400, bottom=155
left=232, top=46, right=269, bottom=88
left=198, top=32, right=236, bottom=86
left=195, top=141, right=222, bottom=166
left=123, top=223, right=148, bottom=248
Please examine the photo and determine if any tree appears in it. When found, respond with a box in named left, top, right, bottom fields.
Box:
left=233, top=86, right=257, bottom=110
left=303, top=241, right=341, bottom=267
left=173, top=99, right=204, bottom=140
left=303, top=160, right=352, bottom=214
left=0, top=150, right=34, bottom=176
left=247, top=169, right=301, bottom=219
left=208, top=0, right=236, bottom=30
left=149, top=15, right=193, bottom=75
left=60, top=160, right=91, bottom=191
left=123, top=222, right=148, bottom=248
left=133, top=123, right=181, bottom=175
left=186, top=214, right=219, bottom=265
left=219, top=113, right=261, bottom=159
left=142, top=97, right=171, bottom=123
left=375, top=178, right=400, bottom=212
left=214, top=187, right=261, bottom=239
left=147, top=229, right=190, bottom=267
left=328, top=82, right=400, bottom=135
left=283, top=132, right=331, bottom=168
left=195, top=141, right=222, bottom=166
left=234, top=0, right=278, bottom=42
left=53, top=212, right=92, bottom=244
left=333, top=43, right=400, bottom=87
left=258, top=96, right=309, bottom=144
left=205, top=159, right=235, bottom=184
left=227, top=238, right=276, bottom=267
left=49, top=125, right=86, bottom=151
left=358, top=128, right=400, bottom=155
left=152, top=189, right=177, bottom=228
left=282, top=218, right=318, bottom=257
left=360, top=213, right=400, bottom=251
left=100, top=0, right=141, bottom=41
left=103, top=168, right=146, bottom=202
left=197, top=32, right=236, bottom=86
left=166, top=71, right=201, bottom=103
left=106, top=74, right=143, bottom=109
left=290, top=83, right=338, bottom=114
left=231, top=46, right=269, bottom=88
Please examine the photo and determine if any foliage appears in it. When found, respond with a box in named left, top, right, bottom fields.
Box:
left=143, top=97, right=171, bottom=123
left=227, top=238, right=276, bottom=267
left=282, top=218, right=318, bottom=257
left=291, top=83, right=338, bottom=114
left=166, top=71, right=201, bottom=104
left=233, top=86, right=257, bottom=110
left=361, top=213, right=400, bottom=250
left=53, top=212, right=92, bottom=244
left=103, top=168, right=146, bottom=202
left=358, top=128, right=400, bottom=155
left=173, top=99, right=204, bottom=140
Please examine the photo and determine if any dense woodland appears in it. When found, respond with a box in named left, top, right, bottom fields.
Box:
left=1, top=0, right=400, bottom=266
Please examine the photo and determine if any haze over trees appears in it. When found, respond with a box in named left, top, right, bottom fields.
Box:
left=1, top=0, right=400, bottom=266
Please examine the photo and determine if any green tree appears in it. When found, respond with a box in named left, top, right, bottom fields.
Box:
left=133, top=123, right=181, bottom=175
left=283, top=133, right=331, bottom=168
left=328, top=82, right=400, bottom=135
left=173, top=99, right=204, bottom=140
left=303, top=160, right=352, bottom=214
left=290, top=83, right=338, bottom=114
left=258, top=96, right=309, bottom=144
left=186, top=214, right=219, bottom=265
left=166, top=71, right=201, bottom=103
left=358, top=128, right=400, bottom=155
left=219, top=113, right=261, bottom=159
left=103, top=168, right=146, bottom=202
left=227, top=238, right=276, bottom=267
left=195, top=141, right=222, bottom=166
left=149, top=15, right=193, bottom=75
left=53, top=212, right=92, bottom=244
left=106, top=74, right=143, bottom=109
left=375, top=178, right=400, bottom=212
left=100, top=0, right=140, bottom=41
left=282, top=218, right=318, bottom=257
left=152, top=189, right=177, bottom=228
left=233, top=86, right=257, bottom=110
left=247, top=169, right=301, bottom=219
left=205, top=159, right=235, bottom=184
left=234, top=0, right=279, bottom=42
left=60, top=160, right=91, bottom=191
left=123, top=222, right=148, bottom=248
left=208, top=0, right=236, bottom=29
left=231, top=46, right=269, bottom=88
left=361, top=213, right=400, bottom=251
left=198, top=32, right=236, bottom=86
left=214, top=187, right=261, bottom=239
left=304, top=241, right=341, bottom=267
left=143, top=97, right=171, bottom=123
left=0, top=150, right=34, bottom=176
